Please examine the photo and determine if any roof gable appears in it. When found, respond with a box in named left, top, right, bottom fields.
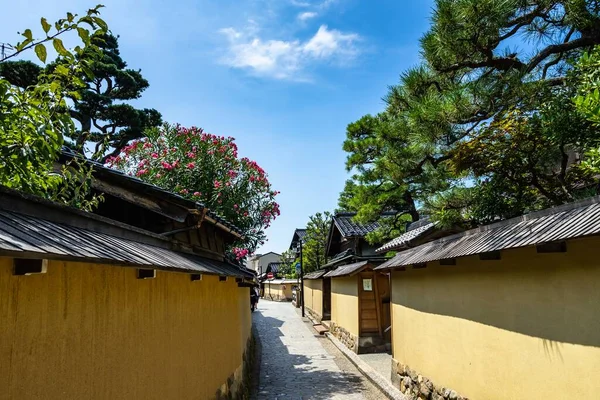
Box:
left=289, top=228, right=307, bottom=250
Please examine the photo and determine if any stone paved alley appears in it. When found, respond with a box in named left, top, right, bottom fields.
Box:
left=253, top=300, right=386, bottom=400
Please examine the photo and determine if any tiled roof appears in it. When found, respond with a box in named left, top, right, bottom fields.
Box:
left=323, top=261, right=369, bottom=278
left=375, top=222, right=436, bottom=253
left=304, top=270, right=327, bottom=279
left=289, top=228, right=307, bottom=249
left=321, top=249, right=354, bottom=268
left=267, top=262, right=284, bottom=273
left=332, top=213, right=380, bottom=238
left=376, top=196, right=600, bottom=270
left=0, top=208, right=253, bottom=278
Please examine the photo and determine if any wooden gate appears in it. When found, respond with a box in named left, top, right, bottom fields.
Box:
left=358, top=271, right=381, bottom=335
left=358, top=271, right=390, bottom=337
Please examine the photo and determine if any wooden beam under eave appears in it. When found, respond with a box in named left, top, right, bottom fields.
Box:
left=91, top=177, right=190, bottom=223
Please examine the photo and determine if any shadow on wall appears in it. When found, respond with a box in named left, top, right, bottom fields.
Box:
left=332, top=276, right=358, bottom=296
left=251, top=308, right=366, bottom=398
left=395, top=243, right=600, bottom=349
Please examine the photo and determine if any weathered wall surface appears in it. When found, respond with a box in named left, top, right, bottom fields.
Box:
left=303, top=279, right=323, bottom=318
left=0, top=258, right=251, bottom=400
left=390, top=236, right=600, bottom=400
left=331, top=276, right=358, bottom=336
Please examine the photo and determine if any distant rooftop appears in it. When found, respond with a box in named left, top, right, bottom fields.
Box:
left=376, top=221, right=436, bottom=254
left=332, top=212, right=384, bottom=238
left=289, top=228, right=307, bottom=249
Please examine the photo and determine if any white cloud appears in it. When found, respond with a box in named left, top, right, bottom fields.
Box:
left=218, top=24, right=360, bottom=80
left=298, top=11, right=318, bottom=21
left=304, top=25, right=358, bottom=58
left=319, top=0, right=338, bottom=10
left=290, top=0, right=312, bottom=7
left=290, top=0, right=337, bottom=8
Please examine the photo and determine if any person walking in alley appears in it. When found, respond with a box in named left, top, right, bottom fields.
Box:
left=251, top=285, right=259, bottom=312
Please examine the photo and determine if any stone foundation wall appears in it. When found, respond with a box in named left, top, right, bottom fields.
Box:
left=216, top=334, right=256, bottom=399
left=330, top=322, right=358, bottom=353
left=392, top=359, right=468, bottom=400
left=306, top=306, right=322, bottom=323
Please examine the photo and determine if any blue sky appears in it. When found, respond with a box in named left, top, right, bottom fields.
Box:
left=1, top=0, right=434, bottom=254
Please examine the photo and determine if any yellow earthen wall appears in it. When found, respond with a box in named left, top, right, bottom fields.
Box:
left=0, top=258, right=251, bottom=400
left=391, top=236, right=600, bottom=400
left=331, top=276, right=358, bottom=336
left=303, top=279, right=323, bottom=317
left=264, top=282, right=294, bottom=300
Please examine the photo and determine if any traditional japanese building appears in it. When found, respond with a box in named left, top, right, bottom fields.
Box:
left=304, top=212, right=391, bottom=353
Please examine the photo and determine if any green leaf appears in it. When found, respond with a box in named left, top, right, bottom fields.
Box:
left=41, top=17, right=51, bottom=34
left=34, top=44, right=47, bottom=63
left=52, top=38, right=69, bottom=56
left=78, top=16, right=95, bottom=28
left=93, top=16, right=108, bottom=32
left=77, top=27, right=90, bottom=44
left=67, top=12, right=75, bottom=23
left=81, top=64, right=95, bottom=80
left=22, top=29, right=33, bottom=40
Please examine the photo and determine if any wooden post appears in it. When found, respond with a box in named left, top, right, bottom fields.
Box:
left=374, top=272, right=383, bottom=338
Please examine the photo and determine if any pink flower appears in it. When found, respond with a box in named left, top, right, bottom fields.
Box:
left=143, top=142, right=152, bottom=149
left=234, top=204, right=238, bottom=209
left=214, top=180, right=221, bottom=189
left=136, top=169, right=148, bottom=177
left=156, top=173, right=162, bottom=178
left=151, top=152, right=159, bottom=159
left=186, top=162, right=195, bottom=169
left=193, top=192, right=201, bottom=197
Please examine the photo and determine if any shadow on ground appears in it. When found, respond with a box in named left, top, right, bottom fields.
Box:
left=251, top=303, right=365, bottom=399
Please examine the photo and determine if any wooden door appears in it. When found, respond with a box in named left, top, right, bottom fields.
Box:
left=359, top=271, right=381, bottom=335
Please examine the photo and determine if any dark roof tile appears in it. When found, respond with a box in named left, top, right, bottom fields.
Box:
left=0, top=208, right=252, bottom=278
left=376, top=196, right=600, bottom=270
left=376, top=222, right=436, bottom=253
left=333, top=213, right=380, bottom=237
left=323, top=261, right=370, bottom=278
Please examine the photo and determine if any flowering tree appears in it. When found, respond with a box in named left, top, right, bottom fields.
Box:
left=108, top=123, right=280, bottom=257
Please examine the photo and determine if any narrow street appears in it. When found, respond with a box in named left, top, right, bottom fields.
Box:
left=252, top=300, right=386, bottom=400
